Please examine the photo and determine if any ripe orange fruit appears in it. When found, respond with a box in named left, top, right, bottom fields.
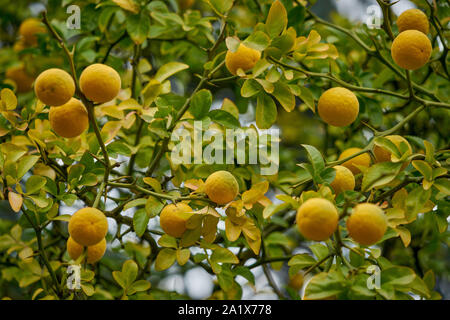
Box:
left=178, top=0, right=195, bottom=10
left=80, top=63, right=121, bottom=103
left=67, top=237, right=106, bottom=264
left=160, top=203, right=194, bottom=238
left=68, top=207, right=108, bottom=246
left=288, top=273, right=304, bottom=290
left=296, top=198, right=339, bottom=241
left=34, top=68, right=75, bottom=106
left=318, top=87, right=359, bottom=127
left=338, top=148, right=371, bottom=175
left=204, top=171, right=239, bottom=205
left=391, top=30, right=432, bottom=70
left=346, top=203, right=387, bottom=246
left=5, top=65, right=35, bottom=93
left=19, top=18, right=46, bottom=47
left=225, top=44, right=261, bottom=76
left=373, top=135, right=412, bottom=170
left=330, top=165, right=355, bottom=195
left=49, top=98, right=89, bottom=138
left=397, top=9, right=429, bottom=34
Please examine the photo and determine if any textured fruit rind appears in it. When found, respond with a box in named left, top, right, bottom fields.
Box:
left=67, top=237, right=106, bottom=264
left=34, top=68, right=75, bottom=106
left=68, top=207, right=108, bottom=246
left=338, top=148, right=371, bottom=175
left=296, top=198, right=339, bottom=241
left=80, top=63, right=121, bottom=103
left=204, top=171, right=239, bottom=205
left=225, top=44, right=261, bottom=76
left=373, top=135, right=412, bottom=170
left=397, top=9, right=429, bottom=34
left=330, top=165, right=355, bottom=195
left=391, top=30, right=431, bottom=70
left=160, top=203, right=193, bottom=238
left=19, top=18, right=46, bottom=46
left=346, top=203, right=387, bottom=246
left=317, top=87, right=359, bottom=127
left=49, top=98, right=89, bottom=138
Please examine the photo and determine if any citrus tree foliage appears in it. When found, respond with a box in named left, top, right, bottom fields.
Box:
left=0, top=0, right=449, bottom=300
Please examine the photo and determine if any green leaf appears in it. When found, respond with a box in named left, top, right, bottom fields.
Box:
left=241, top=79, right=261, bottom=98
left=381, top=266, right=416, bottom=286
left=208, top=110, right=240, bottom=128
left=265, top=1, right=287, bottom=38
left=256, top=93, right=277, bottom=129
left=302, top=144, right=325, bottom=176
left=233, top=266, right=255, bottom=285
left=303, top=271, right=345, bottom=300
left=309, top=243, right=329, bottom=261
left=434, top=178, right=450, bottom=195
left=124, top=198, right=147, bottom=211
left=208, top=0, right=233, bottom=14
left=25, top=175, right=47, bottom=195
left=243, top=31, right=270, bottom=51
left=404, top=186, right=431, bottom=221
left=145, top=196, right=164, bottom=218
left=158, top=234, right=178, bottom=248
left=126, top=13, right=150, bottom=45
left=299, top=86, right=315, bottom=113
left=154, top=62, right=189, bottom=83
left=176, top=248, right=190, bottom=266
left=412, top=160, right=433, bottom=181
left=211, top=247, right=239, bottom=264
left=190, top=89, right=212, bottom=119
left=128, top=280, right=151, bottom=295
left=113, top=260, right=138, bottom=289
left=155, top=248, right=177, bottom=271
left=133, top=209, right=149, bottom=237
left=361, top=162, right=403, bottom=192
left=17, top=156, right=40, bottom=180
left=272, top=82, right=295, bottom=112
left=288, top=253, right=316, bottom=269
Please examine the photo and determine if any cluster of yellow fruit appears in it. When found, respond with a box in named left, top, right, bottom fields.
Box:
left=296, top=198, right=387, bottom=246
left=6, top=18, right=46, bottom=93
left=67, top=207, right=109, bottom=264
left=159, top=171, right=239, bottom=238
left=33, top=63, right=121, bottom=138
left=391, top=9, right=432, bottom=70
left=328, top=135, right=412, bottom=194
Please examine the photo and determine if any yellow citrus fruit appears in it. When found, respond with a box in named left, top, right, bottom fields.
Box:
left=373, top=135, right=412, bottom=170
left=13, top=40, right=27, bottom=52
left=33, top=163, right=56, bottom=180
left=296, top=198, right=339, bottom=241
left=80, top=63, right=121, bottom=103
left=330, top=165, right=355, bottom=195
left=68, top=207, right=108, bottom=246
left=34, top=68, right=75, bottom=106
left=204, top=171, right=239, bottom=205
left=225, top=44, right=261, bottom=76
left=19, top=18, right=46, bottom=47
left=49, top=98, right=89, bottom=138
left=67, top=237, right=106, bottom=264
left=160, top=203, right=194, bottom=238
left=338, top=148, right=371, bottom=175
left=397, top=9, right=429, bottom=34
left=288, top=273, right=304, bottom=290
left=391, top=30, right=432, bottom=70
left=178, top=0, right=195, bottom=10
left=317, top=87, right=359, bottom=127
left=346, top=203, right=387, bottom=246
left=5, top=65, right=35, bottom=93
